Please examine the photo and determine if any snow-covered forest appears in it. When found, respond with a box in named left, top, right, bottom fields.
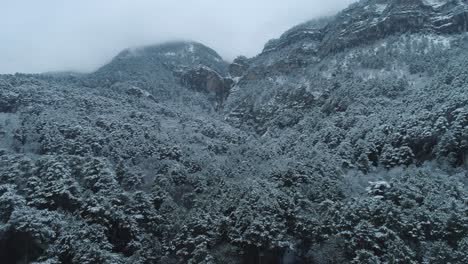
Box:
left=0, top=0, right=467, bottom=263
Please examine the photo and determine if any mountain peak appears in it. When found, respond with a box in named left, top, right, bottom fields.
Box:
left=114, top=41, right=223, bottom=63
left=89, top=41, right=228, bottom=88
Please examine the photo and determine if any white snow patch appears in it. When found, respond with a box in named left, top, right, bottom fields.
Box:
left=433, top=15, right=454, bottom=21
left=366, top=181, right=391, bottom=198
left=321, top=70, right=333, bottom=79
left=414, top=35, right=452, bottom=53
left=302, top=43, right=317, bottom=50
left=188, top=44, right=195, bottom=53
left=369, top=181, right=391, bottom=189
left=263, top=47, right=277, bottom=53
left=143, top=90, right=151, bottom=97
left=427, top=35, right=452, bottom=48
left=375, top=232, right=387, bottom=238
left=423, top=0, right=448, bottom=8
left=212, top=55, right=221, bottom=62
left=274, top=76, right=287, bottom=85
left=231, top=77, right=241, bottom=84
left=311, top=91, right=323, bottom=98
left=164, top=52, right=176, bottom=56
left=375, top=4, right=388, bottom=14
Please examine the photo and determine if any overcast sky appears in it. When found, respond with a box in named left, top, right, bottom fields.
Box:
left=0, top=0, right=355, bottom=74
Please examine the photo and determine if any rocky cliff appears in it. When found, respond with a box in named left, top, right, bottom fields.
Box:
left=262, top=0, right=468, bottom=58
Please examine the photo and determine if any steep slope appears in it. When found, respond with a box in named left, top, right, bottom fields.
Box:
left=86, top=41, right=232, bottom=107
left=225, top=0, right=468, bottom=168
left=260, top=0, right=468, bottom=60
left=92, top=41, right=228, bottom=82
left=321, top=0, right=468, bottom=54
left=233, top=0, right=468, bottom=82
left=0, top=43, right=252, bottom=264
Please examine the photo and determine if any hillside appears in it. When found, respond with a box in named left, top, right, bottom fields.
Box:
left=0, top=0, right=467, bottom=263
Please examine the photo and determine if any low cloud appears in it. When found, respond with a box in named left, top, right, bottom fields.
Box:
left=0, top=0, right=355, bottom=74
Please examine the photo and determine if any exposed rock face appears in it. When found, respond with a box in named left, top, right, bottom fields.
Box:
left=261, top=19, right=327, bottom=57
left=0, top=90, right=19, bottom=113
left=180, top=66, right=233, bottom=108
left=259, top=0, right=468, bottom=58
left=229, top=56, right=251, bottom=77
left=101, top=41, right=228, bottom=76
left=224, top=0, right=468, bottom=126
left=319, top=0, right=468, bottom=55
left=84, top=41, right=230, bottom=109
left=224, top=0, right=468, bottom=138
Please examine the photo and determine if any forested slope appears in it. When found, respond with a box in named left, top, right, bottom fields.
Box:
left=0, top=0, right=467, bottom=263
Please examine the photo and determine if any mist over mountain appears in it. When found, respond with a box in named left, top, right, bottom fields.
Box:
left=0, top=0, right=355, bottom=74
left=0, top=0, right=467, bottom=263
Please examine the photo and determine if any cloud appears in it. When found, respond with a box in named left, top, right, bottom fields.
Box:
left=0, top=0, right=356, bottom=74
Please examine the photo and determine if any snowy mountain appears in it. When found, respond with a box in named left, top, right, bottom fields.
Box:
left=0, top=0, right=467, bottom=263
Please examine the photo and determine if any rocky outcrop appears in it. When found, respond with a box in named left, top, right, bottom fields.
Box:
left=262, top=21, right=325, bottom=54
left=87, top=41, right=229, bottom=90
left=180, top=66, right=233, bottom=108
left=229, top=56, right=251, bottom=78
left=232, top=0, right=468, bottom=85
left=319, top=0, right=468, bottom=55
left=0, top=82, right=19, bottom=113
left=84, top=41, right=230, bottom=108
left=260, top=0, right=468, bottom=57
